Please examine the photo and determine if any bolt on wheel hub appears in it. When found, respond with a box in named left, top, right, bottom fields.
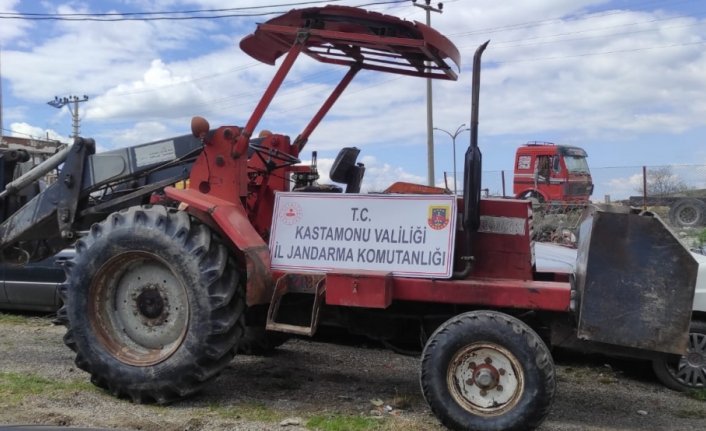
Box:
left=448, top=343, right=524, bottom=415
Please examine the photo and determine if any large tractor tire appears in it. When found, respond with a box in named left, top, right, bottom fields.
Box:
left=60, top=205, right=245, bottom=404
left=652, top=320, right=706, bottom=391
left=421, top=310, right=555, bottom=431
left=668, top=198, right=705, bottom=228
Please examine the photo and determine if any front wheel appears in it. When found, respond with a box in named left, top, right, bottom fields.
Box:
left=61, top=205, right=245, bottom=403
left=421, top=310, right=555, bottom=431
left=652, top=320, right=706, bottom=391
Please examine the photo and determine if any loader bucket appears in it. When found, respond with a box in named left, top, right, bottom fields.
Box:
left=574, top=205, right=697, bottom=355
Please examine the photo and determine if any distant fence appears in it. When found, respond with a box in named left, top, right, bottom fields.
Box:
left=464, top=164, right=706, bottom=251
left=476, top=164, right=706, bottom=202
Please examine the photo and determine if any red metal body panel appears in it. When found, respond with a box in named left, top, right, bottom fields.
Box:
left=188, top=126, right=248, bottom=199
left=326, top=271, right=393, bottom=309
left=470, top=199, right=534, bottom=280
left=274, top=270, right=570, bottom=312
left=391, top=277, right=570, bottom=312
left=164, top=187, right=274, bottom=306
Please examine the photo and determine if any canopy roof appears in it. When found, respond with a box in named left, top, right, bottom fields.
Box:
left=240, top=5, right=460, bottom=80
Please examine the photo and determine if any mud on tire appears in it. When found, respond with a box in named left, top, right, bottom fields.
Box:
left=59, top=205, right=245, bottom=403
left=421, top=310, right=555, bottom=431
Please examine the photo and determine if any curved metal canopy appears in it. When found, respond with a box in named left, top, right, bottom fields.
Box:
left=240, top=5, right=460, bottom=81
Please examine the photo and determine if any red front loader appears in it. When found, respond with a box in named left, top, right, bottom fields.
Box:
left=0, top=6, right=697, bottom=431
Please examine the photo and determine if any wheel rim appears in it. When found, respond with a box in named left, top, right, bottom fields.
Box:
left=677, top=206, right=698, bottom=226
left=665, top=331, right=706, bottom=388
left=447, top=343, right=524, bottom=416
left=89, top=251, right=190, bottom=366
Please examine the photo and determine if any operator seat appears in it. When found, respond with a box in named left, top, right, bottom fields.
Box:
left=329, top=147, right=365, bottom=193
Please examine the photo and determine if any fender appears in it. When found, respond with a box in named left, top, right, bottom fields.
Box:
left=515, top=187, right=547, bottom=202
left=164, top=187, right=274, bottom=306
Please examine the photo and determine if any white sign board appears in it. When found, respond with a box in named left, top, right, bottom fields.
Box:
left=134, top=140, right=176, bottom=167
left=269, top=193, right=456, bottom=278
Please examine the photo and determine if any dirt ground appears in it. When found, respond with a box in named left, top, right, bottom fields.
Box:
left=0, top=314, right=705, bottom=431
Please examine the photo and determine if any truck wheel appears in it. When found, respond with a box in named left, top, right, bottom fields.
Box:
left=668, top=198, right=705, bottom=228
left=652, top=320, right=706, bottom=391
left=420, top=310, right=555, bottom=431
left=61, top=205, right=245, bottom=403
left=520, top=190, right=545, bottom=204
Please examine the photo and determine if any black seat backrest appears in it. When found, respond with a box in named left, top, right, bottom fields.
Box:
left=330, top=147, right=365, bottom=193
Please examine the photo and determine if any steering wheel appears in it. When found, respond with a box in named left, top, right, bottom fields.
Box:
left=249, top=142, right=301, bottom=171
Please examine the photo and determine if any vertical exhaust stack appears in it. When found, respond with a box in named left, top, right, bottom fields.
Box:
left=457, top=42, right=489, bottom=275
left=463, top=41, right=489, bottom=233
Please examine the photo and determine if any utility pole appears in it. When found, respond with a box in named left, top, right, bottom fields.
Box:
left=47, top=95, right=89, bottom=138
left=413, top=0, right=443, bottom=186
left=434, top=124, right=470, bottom=196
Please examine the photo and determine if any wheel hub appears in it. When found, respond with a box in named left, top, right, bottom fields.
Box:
left=135, top=286, right=167, bottom=322
left=686, top=351, right=704, bottom=367
left=471, top=364, right=500, bottom=390
left=90, top=252, right=190, bottom=366
left=448, top=343, right=523, bottom=414
left=679, top=207, right=696, bottom=224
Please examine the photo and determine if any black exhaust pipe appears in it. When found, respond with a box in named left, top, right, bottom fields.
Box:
left=463, top=40, right=489, bottom=233
left=455, top=41, right=489, bottom=279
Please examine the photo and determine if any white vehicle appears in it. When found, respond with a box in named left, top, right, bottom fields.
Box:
left=535, top=242, right=706, bottom=391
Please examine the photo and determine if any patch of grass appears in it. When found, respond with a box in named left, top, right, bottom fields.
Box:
left=698, top=228, right=706, bottom=244
left=0, top=312, right=35, bottom=325
left=209, top=402, right=283, bottom=423
left=674, top=407, right=706, bottom=419
left=306, top=414, right=383, bottom=431
left=0, top=372, right=94, bottom=404
left=687, top=389, right=706, bottom=402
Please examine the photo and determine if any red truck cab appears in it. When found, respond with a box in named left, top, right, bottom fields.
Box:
left=513, top=141, right=593, bottom=203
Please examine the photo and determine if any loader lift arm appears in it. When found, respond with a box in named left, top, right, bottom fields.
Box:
left=0, top=134, right=203, bottom=263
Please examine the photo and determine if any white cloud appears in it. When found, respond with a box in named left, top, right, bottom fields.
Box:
left=98, top=121, right=172, bottom=149
left=8, top=121, right=69, bottom=144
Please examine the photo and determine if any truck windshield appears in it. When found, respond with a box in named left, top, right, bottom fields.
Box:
left=564, top=156, right=590, bottom=174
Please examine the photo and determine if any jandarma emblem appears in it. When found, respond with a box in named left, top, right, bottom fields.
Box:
left=427, top=205, right=450, bottom=230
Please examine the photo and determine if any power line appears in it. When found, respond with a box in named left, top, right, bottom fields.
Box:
left=1, top=1, right=344, bottom=17
left=458, top=18, right=705, bottom=51
left=0, top=1, right=407, bottom=21
left=447, top=0, right=697, bottom=37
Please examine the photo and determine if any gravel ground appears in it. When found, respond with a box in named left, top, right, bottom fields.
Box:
left=0, top=315, right=705, bottom=431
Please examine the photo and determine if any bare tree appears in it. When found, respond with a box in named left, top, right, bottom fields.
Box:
left=639, top=166, right=688, bottom=197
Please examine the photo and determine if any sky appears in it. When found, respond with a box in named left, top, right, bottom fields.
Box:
left=0, top=0, right=705, bottom=200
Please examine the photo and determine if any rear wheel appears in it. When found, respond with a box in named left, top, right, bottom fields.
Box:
left=421, top=310, right=555, bottom=431
left=668, top=198, right=705, bottom=228
left=61, top=205, right=245, bottom=403
left=652, top=320, right=706, bottom=391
